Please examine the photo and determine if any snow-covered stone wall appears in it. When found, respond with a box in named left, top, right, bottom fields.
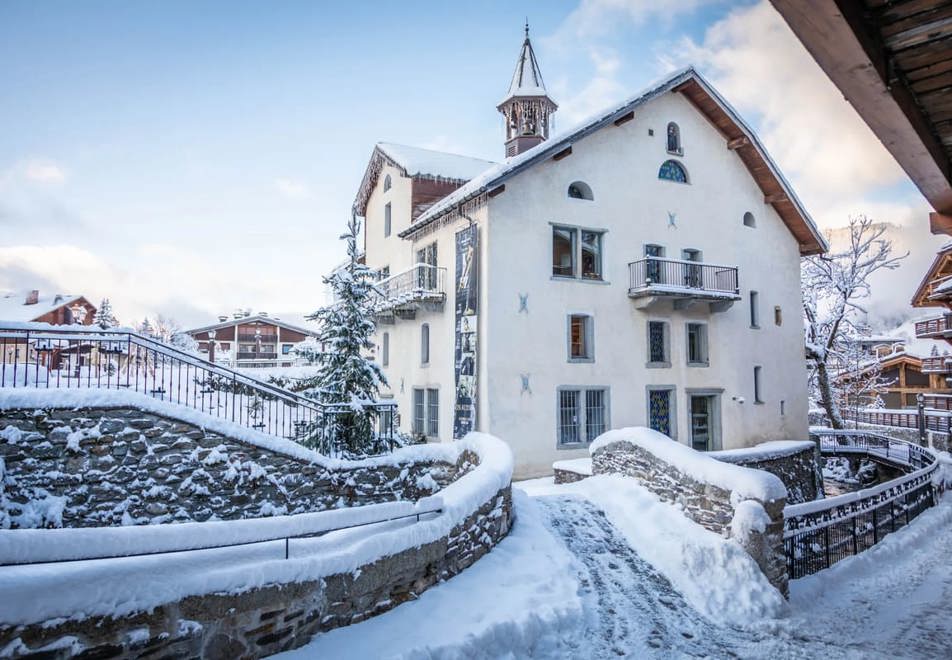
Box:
left=0, top=406, right=461, bottom=529
left=590, top=428, right=788, bottom=596
left=710, top=440, right=822, bottom=505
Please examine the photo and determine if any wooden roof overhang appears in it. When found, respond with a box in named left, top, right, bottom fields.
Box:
left=771, top=0, right=952, bottom=234
left=913, top=243, right=952, bottom=307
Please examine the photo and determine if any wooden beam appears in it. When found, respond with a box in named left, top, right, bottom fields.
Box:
left=764, top=193, right=788, bottom=204
left=487, top=184, right=506, bottom=198
left=552, top=146, right=573, bottom=161
left=727, top=136, right=749, bottom=150
left=613, top=111, right=635, bottom=126
left=770, top=0, right=952, bottom=214
left=931, top=211, right=952, bottom=236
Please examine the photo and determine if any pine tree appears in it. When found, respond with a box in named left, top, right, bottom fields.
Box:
left=303, top=215, right=387, bottom=456
left=94, top=298, right=118, bottom=329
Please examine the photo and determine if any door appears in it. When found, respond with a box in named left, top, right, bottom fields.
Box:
left=645, top=244, right=665, bottom=284
left=682, top=249, right=702, bottom=289
left=417, top=243, right=438, bottom=290
left=690, top=395, right=711, bottom=451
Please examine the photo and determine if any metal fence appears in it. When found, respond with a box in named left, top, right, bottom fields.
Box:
left=628, top=257, right=739, bottom=296
left=783, top=429, right=941, bottom=580
left=0, top=325, right=396, bottom=454
left=842, top=407, right=950, bottom=435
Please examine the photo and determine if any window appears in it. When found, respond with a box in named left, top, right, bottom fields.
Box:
left=658, top=159, right=688, bottom=183
left=743, top=211, right=756, bottom=228
left=666, top=122, right=682, bottom=154
left=417, top=242, right=438, bottom=289
left=383, top=174, right=392, bottom=192
left=754, top=366, right=764, bottom=404
left=648, top=388, right=674, bottom=438
left=749, top=291, right=760, bottom=328
left=557, top=387, right=609, bottom=446
left=382, top=332, right=389, bottom=366
left=686, top=323, right=708, bottom=365
left=220, top=342, right=231, bottom=351
left=413, top=389, right=425, bottom=435
left=647, top=321, right=669, bottom=366
left=384, top=203, right=392, bottom=238
left=553, top=225, right=605, bottom=280
left=774, top=305, right=782, bottom=326
left=552, top=226, right=576, bottom=277
left=567, top=181, right=593, bottom=200
left=421, top=324, right=430, bottom=365
left=282, top=344, right=293, bottom=355
left=427, top=388, right=439, bottom=436
left=568, top=314, right=593, bottom=362
left=378, top=265, right=390, bottom=280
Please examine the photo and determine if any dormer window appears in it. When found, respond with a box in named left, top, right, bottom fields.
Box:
left=667, top=122, right=682, bottom=155
left=658, top=160, right=688, bottom=184
left=383, top=174, right=392, bottom=192
left=567, top=181, right=593, bottom=200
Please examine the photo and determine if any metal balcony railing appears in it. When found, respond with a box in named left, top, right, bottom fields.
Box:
left=914, top=316, right=952, bottom=338
left=237, top=333, right=277, bottom=343
left=374, top=263, right=446, bottom=313
left=628, top=257, right=740, bottom=299
left=237, top=351, right=278, bottom=360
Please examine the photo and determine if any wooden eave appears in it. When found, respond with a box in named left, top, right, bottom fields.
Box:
left=770, top=0, right=952, bottom=230
left=675, top=78, right=826, bottom=255
left=912, top=245, right=952, bottom=307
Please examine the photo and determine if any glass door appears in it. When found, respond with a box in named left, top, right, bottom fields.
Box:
left=690, top=395, right=711, bottom=451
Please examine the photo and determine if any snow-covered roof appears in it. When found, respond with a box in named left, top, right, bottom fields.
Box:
left=185, top=315, right=319, bottom=338
left=376, top=143, right=496, bottom=182
left=0, top=292, right=87, bottom=323
left=400, top=66, right=827, bottom=256
left=500, top=29, right=550, bottom=102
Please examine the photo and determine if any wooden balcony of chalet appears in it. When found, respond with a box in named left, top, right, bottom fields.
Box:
left=373, top=264, right=447, bottom=321
left=922, top=355, right=952, bottom=375
left=628, top=257, right=740, bottom=312
left=915, top=315, right=952, bottom=340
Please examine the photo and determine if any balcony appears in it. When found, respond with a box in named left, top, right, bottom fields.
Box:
left=628, top=257, right=740, bottom=312
left=922, top=355, right=952, bottom=374
left=373, top=264, right=446, bottom=320
left=915, top=315, right=952, bottom=339
left=237, top=333, right=277, bottom=343
left=237, top=351, right=278, bottom=360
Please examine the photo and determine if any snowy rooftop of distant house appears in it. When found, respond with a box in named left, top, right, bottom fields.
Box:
left=0, top=291, right=86, bottom=323
left=376, top=142, right=497, bottom=182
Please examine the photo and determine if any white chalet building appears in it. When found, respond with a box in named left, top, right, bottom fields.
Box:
left=351, top=30, right=827, bottom=478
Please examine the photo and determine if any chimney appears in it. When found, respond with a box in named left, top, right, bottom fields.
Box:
left=218, top=315, right=228, bottom=322
left=244, top=310, right=251, bottom=318
left=25, top=290, right=39, bottom=305
left=260, top=311, right=268, bottom=318
left=233, top=309, right=243, bottom=320
left=53, top=294, right=64, bottom=305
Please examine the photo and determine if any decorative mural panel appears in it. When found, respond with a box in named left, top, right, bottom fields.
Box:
left=453, top=225, right=479, bottom=438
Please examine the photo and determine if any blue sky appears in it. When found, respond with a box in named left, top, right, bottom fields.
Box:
left=0, top=0, right=942, bottom=327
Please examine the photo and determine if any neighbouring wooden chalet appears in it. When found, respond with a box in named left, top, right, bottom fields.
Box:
left=0, top=290, right=96, bottom=326
left=185, top=313, right=320, bottom=368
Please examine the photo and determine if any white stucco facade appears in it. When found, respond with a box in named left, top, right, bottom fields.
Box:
left=355, top=68, right=821, bottom=479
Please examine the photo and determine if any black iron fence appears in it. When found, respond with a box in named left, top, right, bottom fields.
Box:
left=784, top=429, right=941, bottom=580
left=628, top=257, right=739, bottom=296
left=0, top=325, right=396, bottom=455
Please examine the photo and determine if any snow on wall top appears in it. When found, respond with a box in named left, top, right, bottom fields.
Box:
left=590, top=427, right=787, bottom=503
left=377, top=142, right=496, bottom=182
left=710, top=440, right=816, bottom=463
left=0, top=292, right=85, bottom=323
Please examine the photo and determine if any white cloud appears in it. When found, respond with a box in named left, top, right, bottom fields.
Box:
left=274, top=178, right=310, bottom=200
left=555, top=0, right=719, bottom=39
left=553, top=48, right=627, bottom=124
left=24, top=160, right=67, bottom=184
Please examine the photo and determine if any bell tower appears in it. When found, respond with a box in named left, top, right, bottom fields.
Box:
left=497, top=23, right=558, bottom=158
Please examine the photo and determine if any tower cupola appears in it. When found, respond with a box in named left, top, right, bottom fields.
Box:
left=497, top=23, right=558, bottom=158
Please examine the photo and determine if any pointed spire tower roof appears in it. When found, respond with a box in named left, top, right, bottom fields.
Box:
left=499, top=22, right=556, bottom=105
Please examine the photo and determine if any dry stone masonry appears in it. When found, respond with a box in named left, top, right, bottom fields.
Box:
left=0, top=407, right=463, bottom=529
left=710, top=441, right=822, bottom=505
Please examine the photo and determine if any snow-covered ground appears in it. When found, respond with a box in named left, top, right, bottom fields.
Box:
left=281, top=475, right=952, bottom=659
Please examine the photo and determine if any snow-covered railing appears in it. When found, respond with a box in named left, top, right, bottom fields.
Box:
left=783, top=429, right=941, bottom=579
left=373, top=263, right=446, bottom=313
left=627, top=257, right=740, bottom=298
left=0, top=323, right=396, bottom=452
left=842, top=406, right=950, bottom=434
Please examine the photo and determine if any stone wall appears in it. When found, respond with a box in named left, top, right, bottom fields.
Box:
left=553, top=468, right=588, bottom=485
left=592, top=441, right=788, bottom=596
left=711, top=442, right=822, bottom=505
left=0, top=487, right=513, bottom=659
left=0, top=407, right=462, bottom=529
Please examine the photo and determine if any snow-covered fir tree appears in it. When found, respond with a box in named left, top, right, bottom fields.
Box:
left=302, top=215, right=387, bottom=456
left=803, top=216, right=906, bottom=429
left=94, top=298, right=118, bottom=329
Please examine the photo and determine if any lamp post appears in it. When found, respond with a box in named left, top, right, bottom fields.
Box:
left=208, top=329, right=216, bottom=364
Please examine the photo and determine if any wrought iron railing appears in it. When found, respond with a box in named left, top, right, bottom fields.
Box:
left=783, top=430, right=941, bottom=579
left=628, top=257, right=739, bottom=297
left=915, top=315, right=952, bottom=338
left=374, top=263, right=446, bottom=312
left=0, top=325, right=396, bottom=455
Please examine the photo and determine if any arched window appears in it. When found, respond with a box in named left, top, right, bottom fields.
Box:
left=383, top=174, right=392, bottom=192
left=658, top=160, right=688, bottom=183
left=743, top=211, right=756, bottom=228
left=667, top=122, right=682, bottom=154
left=567, top=181, right=593, bottom=200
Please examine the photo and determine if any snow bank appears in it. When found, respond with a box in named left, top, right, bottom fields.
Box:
left=561, top=475, right=787, bottom=625
left=711, top=440, right=815, bottom=462
left=590, top=427, right=787, bottom=503
left=275, top=492, right=581, bottom=660
left=552, top=457, right=592, bottom=476
left=0, top=432, right=513, bottom=626
left=0, top=388, right=464, bottom=471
